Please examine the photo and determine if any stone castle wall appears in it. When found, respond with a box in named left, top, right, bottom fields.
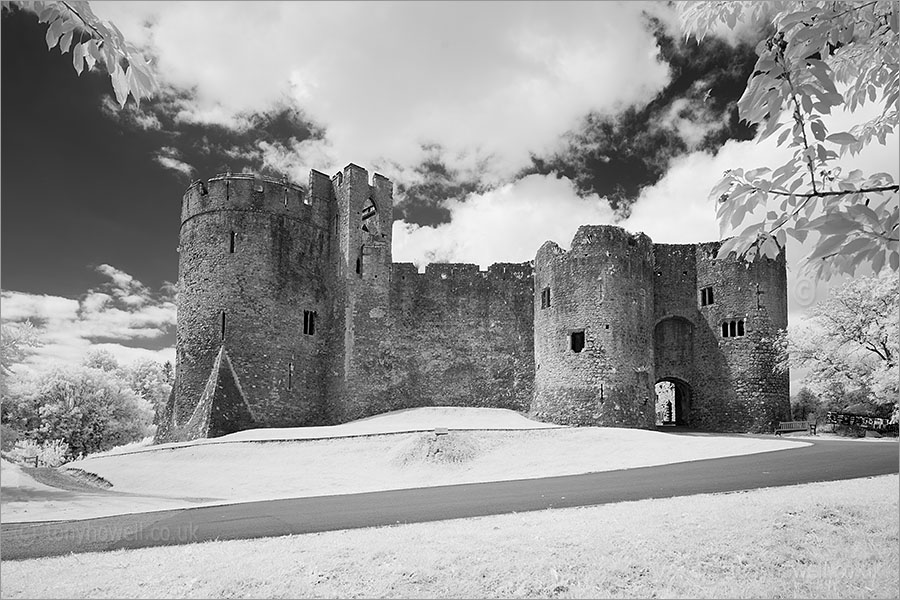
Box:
left=162, top=165, right=790, bottom=442
left=171, top=173, right=332, bottom=440
left=532, top=226, right=656, bottom=427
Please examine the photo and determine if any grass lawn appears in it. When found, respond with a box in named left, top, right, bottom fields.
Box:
left=2, top=474, right=896, bottom=599
left=2, top=408, right=809, bottom=523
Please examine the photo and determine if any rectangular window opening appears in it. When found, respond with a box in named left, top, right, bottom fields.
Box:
left=303, top=310, right=317, bottom=335
left=570, top=330, right=585, bottom=353
left=229, top=231, right=236, bottom=253
left=221, top=311, right=226, bottom=341
left=541, top=287, right=551, bottom=309
left=722, top=318, right=746, bottom=338
left=700, top=286, right=714, bottom=306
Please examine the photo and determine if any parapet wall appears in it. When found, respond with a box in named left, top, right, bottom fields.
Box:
left=182, top=173, right=327, bottom=226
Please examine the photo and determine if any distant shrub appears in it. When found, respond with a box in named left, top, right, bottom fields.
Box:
left=1, top=423, right=20, bottom=452
left=7, top=438, right=70, bottom=467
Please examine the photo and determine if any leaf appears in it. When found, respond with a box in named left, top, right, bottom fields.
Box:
left=808, top=234, right=848, bottom=262
left=110, top=63, right=129, bottom=108
left=45, top=16, right=63, bottom=50
left=872, top=249, right=886, bottom=273
left=790, top=227, right=809, bottom=244
left=72, top=42, right=86, bottom=75
left=825, top=132, right=859, bottom=145
left=809, top=120, right=827, bottom=142
left=776, top=126, right=792, bottom=147
left=841, top=236, right=874, bottom=258
left=59, top=29, right=73, bottom=54
left=83, top=39, right=97, bottom=70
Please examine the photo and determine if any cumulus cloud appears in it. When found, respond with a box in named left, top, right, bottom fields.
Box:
left=392, top=174, right=616, bottom=269
left=93, top=1, right=672, bottom=181
left=1, top=265, right=177, bottom=373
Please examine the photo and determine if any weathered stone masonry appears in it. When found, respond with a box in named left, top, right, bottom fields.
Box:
left=157, top=164, right=789, bottom=442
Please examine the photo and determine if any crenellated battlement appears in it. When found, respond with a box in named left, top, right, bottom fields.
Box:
left=181, top=172, right=329, bottom=227
left=390, top=261, right=533, bottom=286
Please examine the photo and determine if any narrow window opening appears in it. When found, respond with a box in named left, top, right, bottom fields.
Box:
left=737, top=320, right=745, bottom=336
left=355, top=257, right=361, bottom=275
left=229, top=231, right=236, bottom=253
left=729, top=320, right=737, bottom=337
left=700, top=286, right=714, bottom=306
left=303, top=310, right=317, bottom=335
left=570, top=330, right=585, bottom=353
left=721, top=322, right=728, bottom=337
left=541, top=287, right=551, bottom=309
left=220, top=311, right=226, bottom=342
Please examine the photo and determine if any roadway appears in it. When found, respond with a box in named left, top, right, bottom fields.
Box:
left=2, top=436, right=897, bottom=560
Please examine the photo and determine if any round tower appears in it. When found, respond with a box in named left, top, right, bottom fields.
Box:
left=694, top=240, right=790, bottom=432
left=169, top=172, right=332, bottom=438
left=532, top=225, right=656, bottom=427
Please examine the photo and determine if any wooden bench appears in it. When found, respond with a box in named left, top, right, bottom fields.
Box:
left=775, top=420, right=816, bottom=435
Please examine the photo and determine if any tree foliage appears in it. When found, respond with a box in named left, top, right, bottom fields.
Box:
left=678, top=1, right=899, bottom=280
left=780, top=270, right=899, bottom=420
left=3, top=0, right=158, bottom=107
left=0, top=320, right=40, bottom=378
left=1, top=364, right=154, bottom=458
left=790, top=387, right=819, bottom=421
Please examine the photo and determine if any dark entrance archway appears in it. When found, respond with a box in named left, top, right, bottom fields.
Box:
left=655, top=378, right=691, bottom=426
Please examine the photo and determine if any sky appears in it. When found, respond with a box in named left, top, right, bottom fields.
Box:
left=1, top=1, right=897, bottom=388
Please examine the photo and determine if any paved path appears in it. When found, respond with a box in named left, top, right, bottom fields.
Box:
left=2, top=437, right=896, bottom=560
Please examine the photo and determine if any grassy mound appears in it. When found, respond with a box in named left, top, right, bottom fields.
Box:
left=390, top=432, right=481, bottom=466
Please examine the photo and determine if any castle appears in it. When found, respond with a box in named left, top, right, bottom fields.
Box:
left=156, top=164, right=790, bottom=443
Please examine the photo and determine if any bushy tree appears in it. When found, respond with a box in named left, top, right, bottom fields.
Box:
left=2, top=364, right=154, bottom=458
left=1, top=320, right=42, bottom=401
left=678, top=1, right=899, bottom=280
left=121, top=357, right=173, bottom=422
left=1, top=320, right=40, bottom=375
left=791, top=387, right=819, bottom=421
left=781, top=270, right=899, bottom=420
left=83, top=348, right=119, bottom=372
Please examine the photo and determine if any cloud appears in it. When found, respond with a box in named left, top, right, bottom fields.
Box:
left=93, top=1, right=673, bottom=182
left=99, top=94, right=163, bottom=130
left=392, top=174, right=616, bottom=269
left=1, top=265, right=177, bottom=374
left=153, top=146, right=195, bottom=178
